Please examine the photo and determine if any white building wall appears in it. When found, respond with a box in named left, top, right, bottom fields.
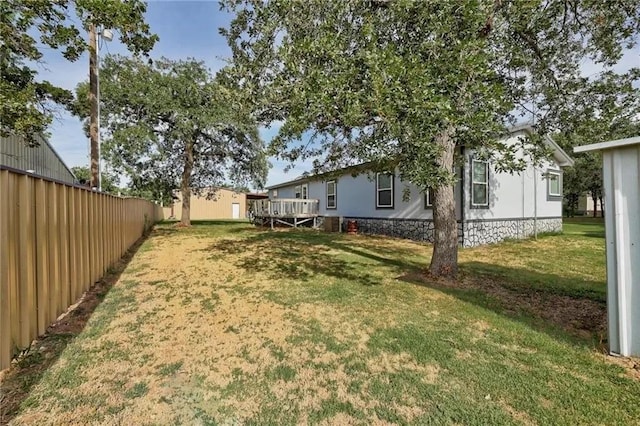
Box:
left=265, top=129, right=567, bottom=246
left=271, top=171, right=463, bottom=220
left=464, top=132, right=563, bottom=221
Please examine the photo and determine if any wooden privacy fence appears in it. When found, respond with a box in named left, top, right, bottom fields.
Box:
left=0, top=168, right=163, bottom=370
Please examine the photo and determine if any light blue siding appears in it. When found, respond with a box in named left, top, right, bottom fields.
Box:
left=271, top=171, right=463, bottom=220
left=266, top=130, right=567, bottom=222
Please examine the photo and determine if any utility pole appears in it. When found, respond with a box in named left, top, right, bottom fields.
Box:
left=89, top=23, right=100, bottom=190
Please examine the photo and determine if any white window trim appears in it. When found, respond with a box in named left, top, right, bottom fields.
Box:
left=424, top=188, right=434, bottom=208
left=294, top=184, right=308, bottom=199
left=326, top=180, right=337, bottom=209
left=376, top=173, right=394, bottom=208
left=471, top=159, right=489, bottom=207
left=547, top=171, right=562, bottom=197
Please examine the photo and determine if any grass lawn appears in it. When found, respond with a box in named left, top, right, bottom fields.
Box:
left=4, top=218, right=640, bottom=425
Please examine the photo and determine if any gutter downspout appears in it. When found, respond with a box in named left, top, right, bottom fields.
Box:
left=522, top=169, right=525, bottom=239
left=533, top=166, right=538, bottom=239
left=460, top=146, right=465, bottom=247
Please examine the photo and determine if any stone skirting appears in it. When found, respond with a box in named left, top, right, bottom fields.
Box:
left=461, top=217, right=562, bottom=247
left=340, top=217, right=463, bottom=244
left=338, top=216, right=562, bottom=247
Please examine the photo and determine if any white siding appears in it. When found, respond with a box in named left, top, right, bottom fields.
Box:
left=271, top=171, right=462, bottom=220
left=464, top=132, right=563, bottom=221
left=267, top=131, right=564, bottom=222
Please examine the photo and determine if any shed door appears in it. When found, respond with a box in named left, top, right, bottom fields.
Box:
left=232, top=203, right=240, bottom=219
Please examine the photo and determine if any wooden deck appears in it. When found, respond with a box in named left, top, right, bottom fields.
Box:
left=252, top=198, right=320, bottom=228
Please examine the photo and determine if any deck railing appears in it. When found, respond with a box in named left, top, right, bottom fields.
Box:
left=253, top=198, right=319, bottom=217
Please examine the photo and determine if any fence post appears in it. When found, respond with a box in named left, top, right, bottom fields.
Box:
left=89, top=192, right=97, bottom=284
left=58, top=184, right=69, bottom=312
left=18, top=174, right=36, bottom=346
left=0, top=170, right=12, bottom=369
left=35, top=179, right=49, bottom=335
left=99, top=194, right=105, bottom=276
left=47, top=182, right=60, bottom=322
left=75, top=188, right=84, bottom=298
left=67, top=187, right=79, bottom=303
left=81, top=189, right=90, bottom=291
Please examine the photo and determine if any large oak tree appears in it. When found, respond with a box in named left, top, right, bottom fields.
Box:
left=80, top=55, right=267, bottom=226
left=221, top=0, right=639, bottom=277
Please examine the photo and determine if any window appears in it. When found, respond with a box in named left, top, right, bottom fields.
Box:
left=376, top=173, right=394, bottom=208
left=547, top=170, right=562, bottom=200
left=295, top=184, right=308, bottom=199
left=471, top=159, right=489, bottom=207
left=424, top=188, right=435, bottom=209
left=271, top=189, right=278, bottom=197
left=326, top=180, right=337, bottom=209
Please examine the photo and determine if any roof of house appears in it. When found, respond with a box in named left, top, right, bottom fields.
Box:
left=266, top=125, right=575, bottom=190
left=574, top=136, right=640, bottom=153
left=509, top=124, right=574, bottom=167
left=246, top=192, right=269, bottom=199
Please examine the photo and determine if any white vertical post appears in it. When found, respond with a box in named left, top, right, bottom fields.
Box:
left=576, top=137, right=640, bottom=357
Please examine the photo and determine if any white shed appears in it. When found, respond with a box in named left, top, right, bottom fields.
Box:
left=575, top=136, right=640, bottom=357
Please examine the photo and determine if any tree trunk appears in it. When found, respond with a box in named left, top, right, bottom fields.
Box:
left=429, top=125, right=458, bottom=278
left=599, top=196, right=604, bottom=218
left=88, top=24, right=99, bottom=189
left=591, top=191, right=598, bottom=218
left=180, top=139, right=195, bottom=226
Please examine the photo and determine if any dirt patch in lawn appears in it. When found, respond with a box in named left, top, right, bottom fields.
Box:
left=602, top=354, right=640, bottom=381
left=404, top=271, right=606, bottom=339
left=400, top=271, right=640, bottom=382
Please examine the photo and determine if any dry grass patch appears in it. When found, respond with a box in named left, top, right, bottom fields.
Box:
left=4, top=220, right=640, bottom=425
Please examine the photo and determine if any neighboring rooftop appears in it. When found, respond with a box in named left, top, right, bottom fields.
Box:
left=0, top=134, right=77, bottom=184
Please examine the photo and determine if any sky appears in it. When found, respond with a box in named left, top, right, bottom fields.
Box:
left=37, top=0, right=306, bottom=188
left=35, top=1, right=639, bottom=189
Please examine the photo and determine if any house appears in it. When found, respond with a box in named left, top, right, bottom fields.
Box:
left=0, top=134, right=76, bottom=184
left=163, top=187, right=267, bottom=220
left=576, top=193, right=601, bottom=217
left=259, top=125, right=574, bottom=247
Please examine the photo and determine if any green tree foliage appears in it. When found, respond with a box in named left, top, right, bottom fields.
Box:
left=221, top=0, right=640, bottom=277
left=554, top=70, right=640, bottom=216
left=0, top=0, right=158, bottom=144
left=80, top=55, right=267, bottom=225
left=71, top=165, right=119, bottom=194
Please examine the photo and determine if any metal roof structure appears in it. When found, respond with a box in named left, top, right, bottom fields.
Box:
left=0, top=134, right=77, bottom=184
